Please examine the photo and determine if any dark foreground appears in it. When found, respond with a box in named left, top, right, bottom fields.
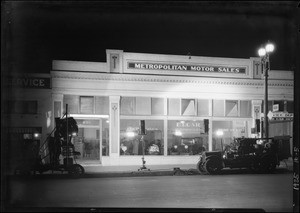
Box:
left=3, top=169, right=293, bottom=212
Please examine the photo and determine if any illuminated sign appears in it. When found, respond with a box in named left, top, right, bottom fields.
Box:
left=261, top=112, right=293, bottom=121
left=176, top=121, right=202, bottom=128
left=128, top=62, right=246, bottom=74
left=125, top=127, right=159, bottom=131
left=76, top=120, right=100, bottom=126
left=8, top=77, right=51, bottom=89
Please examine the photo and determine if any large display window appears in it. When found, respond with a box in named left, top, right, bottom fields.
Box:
left=120, top=119, right=164, bottom=155
left=167, top=120, right=208, bottom=155
left=120, top=97, right=165, bottom=116
left=63, top=95, right=109, bottom=115
left=213, top=100, right=252, bottom=118
left=212, top=120, right=248, bottom=151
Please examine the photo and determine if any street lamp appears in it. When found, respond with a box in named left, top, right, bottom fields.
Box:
left=258, top=41, right=275, bottom=140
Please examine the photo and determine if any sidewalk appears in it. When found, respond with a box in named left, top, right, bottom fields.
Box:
left=81, top=158, right=294, bottom=178
left=8, top=158, right=293, bottom=178
left=83, top=163, right=197, bottom=178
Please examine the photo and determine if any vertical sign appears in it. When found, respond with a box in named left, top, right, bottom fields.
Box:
left=273, top=104, right=279, bottom=112
left=140, top=120, right=146, bottom=135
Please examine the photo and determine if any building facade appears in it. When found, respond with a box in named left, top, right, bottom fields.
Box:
left=3, top=74, right=52, bottom=171
left=50, top=49, right=294, bottom=166
left=4, top=49, right=294, bottom=168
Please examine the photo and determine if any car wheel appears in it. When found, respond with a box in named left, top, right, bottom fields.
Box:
left=197, top=161, right=206, bottom=174
left=68, top=164, right=85, bottom=177
left=204, top=159, right=221, bottom=175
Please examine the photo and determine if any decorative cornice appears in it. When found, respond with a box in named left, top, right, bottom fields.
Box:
left=50, top=71, right=293, bottom=87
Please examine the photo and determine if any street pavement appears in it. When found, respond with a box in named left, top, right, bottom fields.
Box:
left=5, top=173, right=293, bottom=212
left=3, top=158, right=295, bottom=212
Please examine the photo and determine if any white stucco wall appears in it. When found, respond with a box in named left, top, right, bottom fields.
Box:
left=50, top=49, right=294, bottom=166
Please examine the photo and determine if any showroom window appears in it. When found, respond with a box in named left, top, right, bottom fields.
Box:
left=225, top=100, right=238, bottom=117
left=181, top=99, right=196, bottom=116
left=64, top=95, right=109, bottom=115
left=168, top=98, right=180, bottom=116
left=95, top=96, right=109, bottom=115
left=151, top=98, right=164, bottom=115
left=168, top=98, right=209, bottom=116
left=136, top=97, right=151, bottom=115
left=212, top=120, right=248, bottom=151
left=120, top=119, right=164, bottom=155
left=240, top=100, right=252, bottom=117
left=120, top=97, right=136, bottom=115
left=121, top=97, right=165, bottom=116
left=197, top=99, right=210, bottom=116
left=63, top=95, right=79, bottom=114
left=167, top=120, right=208, bottom=155
left=80, top=96, right=94, bottom=114
left=213, top=100, right=225, bottom=117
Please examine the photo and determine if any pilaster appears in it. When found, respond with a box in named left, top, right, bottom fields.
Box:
left=109, top=96, right=120, bottom=157
left=106, top=49, right=124, bottom=73
left=252, top=100, right=262, bottom=137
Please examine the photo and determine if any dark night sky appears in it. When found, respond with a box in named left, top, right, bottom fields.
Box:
left=2, top=1, right=299, bottom=74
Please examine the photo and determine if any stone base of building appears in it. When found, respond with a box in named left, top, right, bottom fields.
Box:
left=101, top=155, right=199, bottom=166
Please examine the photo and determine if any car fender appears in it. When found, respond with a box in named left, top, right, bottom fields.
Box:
left=206, top=155, right=223, bottom=168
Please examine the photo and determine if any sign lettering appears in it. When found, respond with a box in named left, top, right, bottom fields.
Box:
left=128, top=62, right=246, bottom=74
left=176, top=122, right=202, bottom=128
left=76, top=120, right=100, bottom=126
left=7, top=77, right=51, bottom=89
left=261, top=112, right=293, bottom=121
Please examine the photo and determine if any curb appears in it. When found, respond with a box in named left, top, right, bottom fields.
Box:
left=84, top=170, right=175, bottom=178
left=83, top=167, right=293, bottom=178
left=6, top=163, right=293, bottom=179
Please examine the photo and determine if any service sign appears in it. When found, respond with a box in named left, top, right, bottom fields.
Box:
left=7, top=77, right=51, bottom=89
left=128, top=62, right=246, bottom=74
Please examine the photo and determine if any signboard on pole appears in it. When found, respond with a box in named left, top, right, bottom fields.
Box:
left=261, top=112, right=293, bottom=121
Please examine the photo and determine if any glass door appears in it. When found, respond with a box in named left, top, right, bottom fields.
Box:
left=72, top=118, right=109, bottom=164
left=73, top=119, right=101, bottom=164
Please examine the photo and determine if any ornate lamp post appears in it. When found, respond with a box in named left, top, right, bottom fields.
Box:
left=258, top=42, right=275, bottom=140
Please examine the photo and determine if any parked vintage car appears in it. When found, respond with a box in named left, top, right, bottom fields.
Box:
left=197, top=137, right=290, bottom=174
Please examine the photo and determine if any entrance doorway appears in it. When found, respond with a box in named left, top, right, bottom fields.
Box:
left=72, top=118, right=109, bottom=164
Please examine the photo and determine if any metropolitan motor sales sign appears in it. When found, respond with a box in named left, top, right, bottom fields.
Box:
left=128, top=62, right=246, bottom=74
